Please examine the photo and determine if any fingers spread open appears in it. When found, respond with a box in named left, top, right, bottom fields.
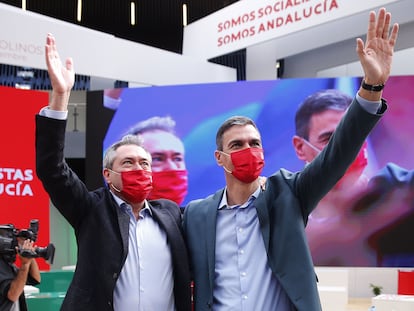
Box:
left=375, top=8, right=386, bottom=39
left=389, top=23, right=399, bottom=48
left=366, top=10, right=376, bottom=43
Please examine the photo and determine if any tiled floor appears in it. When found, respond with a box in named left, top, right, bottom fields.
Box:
left=346, top=298, right=372, bottom=311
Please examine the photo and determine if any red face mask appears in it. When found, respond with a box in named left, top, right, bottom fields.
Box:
left=147, top=170, right=188, bottom=205
left=303, top=138, right=368, bottom=189
left=335, top=141, right=368, bottom=189
left=111, top=169, right=153, bottom=203
left=222, top=148, right=265, bottom=183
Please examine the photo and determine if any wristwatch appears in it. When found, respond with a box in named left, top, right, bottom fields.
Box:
left=361, top=80, right=384, bottom=92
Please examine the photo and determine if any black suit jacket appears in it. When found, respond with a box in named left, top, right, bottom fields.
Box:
left=35, top=115, right=191, bottom=311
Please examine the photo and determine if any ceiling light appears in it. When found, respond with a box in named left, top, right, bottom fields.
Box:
left=130, top=2, right=136, bottom=25
left=182, top=4, right=187, bottom=26
left=77, top=0, right=82, bottom=22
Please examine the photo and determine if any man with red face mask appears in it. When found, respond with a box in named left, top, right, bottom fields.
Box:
left=293, top=89, right=369, bottom=190
left=293, top=89, right=414, bottom=267
left=292, top=89, right=377, bottom=266
left=35, top=34, right=191, bottom=311
left=125, top=116, right=188, bottom=206
left=183, top=8, right=399, bottom=311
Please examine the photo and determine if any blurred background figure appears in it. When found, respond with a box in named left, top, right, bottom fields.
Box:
left=103, top=88, right=123, bottom=110
left=126, top=116, right=188, bottom=205
left=359, top=76, right=414, bottom=267
left=104, top=88, right=189, bottom=206
left=293, top=88, right=414, bottom=266
left=353, top=165, right=414, bottom=267
left=292, top=89, right=375, bottom=266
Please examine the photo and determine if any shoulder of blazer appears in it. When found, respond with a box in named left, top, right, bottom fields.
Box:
left=93, top=187, right=118, bottom=208
left=268, top=168, right=299, bottom=187
left=94, top=187, right=129, bottom=218
left=278, top=168, right=297, bottom=180
left=186, top=188, right=224, bottom=210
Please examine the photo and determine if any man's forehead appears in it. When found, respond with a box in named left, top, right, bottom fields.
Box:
left=223, top=124, right=260, bottom=141
left=141, top=131, right=184, bottom=152
left=116, top=144, right=150, bottom=159
left=308, top=110, right=345, bottom=136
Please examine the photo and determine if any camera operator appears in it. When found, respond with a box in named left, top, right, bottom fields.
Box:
left=0, top=238, right=41, bottom=311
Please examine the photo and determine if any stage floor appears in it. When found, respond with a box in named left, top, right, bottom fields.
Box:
left=346, top=298, right=372, bottom=311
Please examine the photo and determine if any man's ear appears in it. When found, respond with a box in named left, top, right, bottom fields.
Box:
left=292, top=135, right=307, bottom=161
left=102, top=168, right=111, bottom=184
left=214, top=150, right=223, bottom=166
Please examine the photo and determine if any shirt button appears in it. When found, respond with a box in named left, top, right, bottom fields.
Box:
left=242, top=295, right=248, bottom=300
left=239, top=249, right=244, bottom=254
left=241, top=272, right=247, bottom=277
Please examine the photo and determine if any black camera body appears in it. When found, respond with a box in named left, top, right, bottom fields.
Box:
left=0, top=219, right=55, bottom=264
left=16, top=219, right=39, bottom=242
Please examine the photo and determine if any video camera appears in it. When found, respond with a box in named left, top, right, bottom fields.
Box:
left=0, top=219, right=55, bottom=264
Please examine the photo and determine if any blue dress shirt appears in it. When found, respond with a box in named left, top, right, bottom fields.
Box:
left=214, top=187, right=295, bottom=311
left=112, top=196, right=175, bottom=311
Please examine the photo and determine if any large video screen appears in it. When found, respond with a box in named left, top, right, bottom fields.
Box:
left=86, top=75, right=414, bottom=267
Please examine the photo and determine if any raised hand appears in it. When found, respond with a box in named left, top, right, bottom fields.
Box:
left=45, top=33, right=75, bottom=110
left=356, top=7, right=399, bottom=85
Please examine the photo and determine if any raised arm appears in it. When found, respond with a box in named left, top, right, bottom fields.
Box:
left=356, top=7, right=399, bottom=101
left=45, top=33, right=75, bottom=111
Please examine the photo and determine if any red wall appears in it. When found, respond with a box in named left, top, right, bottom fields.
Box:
left=0, top=86, right=51, bottom=270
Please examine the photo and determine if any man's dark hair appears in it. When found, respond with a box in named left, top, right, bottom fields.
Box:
left=215, top=116, right=259, bottom=151
left=295, top=89, right=352, bottom=140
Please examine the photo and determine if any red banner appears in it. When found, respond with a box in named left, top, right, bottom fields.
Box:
left=0, top=86, right=51, bottom=270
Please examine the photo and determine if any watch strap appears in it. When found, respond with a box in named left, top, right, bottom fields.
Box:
left=361, top=80, right=384, bottom=92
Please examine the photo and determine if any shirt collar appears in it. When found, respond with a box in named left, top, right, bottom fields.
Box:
left=110, top=191, right=152, bottom=216
left=218, top=186, right=261, bottom=210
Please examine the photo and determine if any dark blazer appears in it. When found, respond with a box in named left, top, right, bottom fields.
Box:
left=183, top=99, right=385, bottom=311
left=35, top=115, right=191, bottom=311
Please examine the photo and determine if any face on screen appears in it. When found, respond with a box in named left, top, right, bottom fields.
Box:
left=140, top=130, right=186, bottom=172
left=294, top=109, right=345, bottom=163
